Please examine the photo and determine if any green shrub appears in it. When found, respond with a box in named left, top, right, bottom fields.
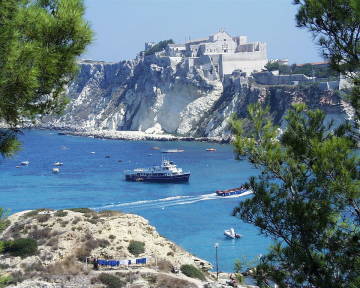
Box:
left=68, top=208, right=93, bottom=213
left=0, top=220, right=10, bottom=233
left=128, top=240, right=145, bottom=256
left=54, top=210, right=68, bottom=217
left=98, top=273, right=125, bottom=288
left=144, top=39, right=174, bottom=56
left=36, top=214, right=50, bottom=223
left=4, top=238, right=38, bottom=258
left=0, top=241, right=4, bottom=253
left=180, top=264, right=206, bottom=281
left=23, top=209, right=52, bottom=218
left=0, top=274, right=12, bottom=288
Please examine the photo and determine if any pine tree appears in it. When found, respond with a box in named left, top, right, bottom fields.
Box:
left=231, top=103, right=360, bottom=287
left=0, top=0, right=92, bottom=157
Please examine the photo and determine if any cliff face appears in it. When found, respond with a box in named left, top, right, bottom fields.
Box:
left=42, top=56, right=348, bottom=139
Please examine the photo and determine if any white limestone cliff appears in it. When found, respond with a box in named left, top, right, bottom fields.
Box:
left=41, top=56, right=349, bottom=140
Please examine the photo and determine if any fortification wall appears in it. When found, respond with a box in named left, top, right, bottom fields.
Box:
left=220, top=52, right=267, bottom=76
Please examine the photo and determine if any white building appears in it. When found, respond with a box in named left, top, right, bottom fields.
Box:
left=162, top=30, right=268, bottom=77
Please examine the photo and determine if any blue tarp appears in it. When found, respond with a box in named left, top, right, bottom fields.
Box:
left=97, top=257, right=146, bottom=266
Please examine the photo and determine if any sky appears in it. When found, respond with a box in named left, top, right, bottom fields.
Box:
left=82, top=0, right=324, bottom=64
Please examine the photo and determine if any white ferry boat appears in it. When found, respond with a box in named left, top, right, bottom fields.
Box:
left=124, top=159, right=190, bottom=183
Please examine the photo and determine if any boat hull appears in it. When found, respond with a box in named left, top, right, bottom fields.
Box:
left=216, top=188, right=248, bottom=197
left=125, top=173, right=190, bottom=183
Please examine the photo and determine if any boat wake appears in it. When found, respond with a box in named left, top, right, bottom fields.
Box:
left=93, top=191, right=253, bottom=211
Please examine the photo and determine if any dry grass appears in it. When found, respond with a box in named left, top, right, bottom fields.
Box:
left=155, top=274, right=198, bottom=288
left=46, top=256, right=83, bottom=275
left=157, top=259, right=174, bottom=273
left=98, top=210, right=124, bottom=217
left=72, top=216, right=81, bottom=225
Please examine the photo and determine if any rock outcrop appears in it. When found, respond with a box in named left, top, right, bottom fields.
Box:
left=1, top=209, right=227, bottom=288
left=40, top=56, right=349, bottom=140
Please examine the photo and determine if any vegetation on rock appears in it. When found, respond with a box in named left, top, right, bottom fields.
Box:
left=0, top=209, right=9, bottom=233
left=3, top=238, right=38, bottom=258
left=98, top=273, right=126, bottom=288
left=265, top=61, right=339, bottom=79
left=128, top=240, right=145, bottom=256
left=144, top=39, right=174, bottom=56
left=180, top=264, right=206, bottom=281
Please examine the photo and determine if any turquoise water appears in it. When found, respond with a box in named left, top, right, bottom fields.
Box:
left=0, top=129, right=270, bottom=272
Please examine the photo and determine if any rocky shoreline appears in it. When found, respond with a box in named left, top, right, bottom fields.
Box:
left=39, top=126, right=232, bottom=144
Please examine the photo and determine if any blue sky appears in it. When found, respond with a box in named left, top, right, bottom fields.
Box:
left=82, top=0, right=324, bottom=64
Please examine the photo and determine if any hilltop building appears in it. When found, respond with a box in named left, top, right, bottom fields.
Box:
left=146, top=30, right=268, bottom=78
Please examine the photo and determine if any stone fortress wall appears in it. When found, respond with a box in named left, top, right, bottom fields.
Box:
left=144, top=30, right=340, bottom=90
left=147, top=30, right=268, bottom=78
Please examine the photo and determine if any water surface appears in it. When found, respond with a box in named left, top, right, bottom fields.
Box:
left=0, top=129, right=270, bottom=272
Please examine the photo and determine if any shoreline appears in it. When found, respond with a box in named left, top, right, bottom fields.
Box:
left=35, top=126, right=232, bottom=144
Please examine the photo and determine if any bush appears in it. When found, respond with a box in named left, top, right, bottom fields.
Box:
left=72, top=216, right=81, bottom=225
left=0, top=275, right=12, bottom=288
left=180, top=264, right=206, bottom=281
left=54, top=210, right=68, bottom=217
left=4, top=238, right=38, bottom=258
left=128, top=240, right=145, bottom=256
left=36, top=214, right=50, bottom=223
left=0, top=241, right=4, bottom=253
left=98, top=210, right=123, bottom=217
left=68, top=208, right=93, bottom=213
left=144, top=39, right=174, bottom=56
left=98, top=273, right=126, bottom=288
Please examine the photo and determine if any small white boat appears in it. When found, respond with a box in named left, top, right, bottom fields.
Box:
left=206, top=148, right=216, bottom=152
left=20, top=161, right=30, bottom=166
left=53, top=162, right=63, bottom=166
left=161, top=149, right=184, bottom=153
left=224, top=228, right=241, bottom=239
left=52, top=168, right=60, bottom=173
left=90, top=152, right=96, bottom=154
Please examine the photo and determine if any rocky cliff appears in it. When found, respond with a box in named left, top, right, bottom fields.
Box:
left=0, top=209, right=221, bottom=288
left=41, top=56, right=349, bottom=140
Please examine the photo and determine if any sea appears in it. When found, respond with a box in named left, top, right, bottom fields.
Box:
left=0, top=129, right=271, bottom=272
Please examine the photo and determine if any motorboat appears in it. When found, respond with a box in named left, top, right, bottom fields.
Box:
left=224, top=228, right=241, bottom=239
left=161, top=149, right=184, bottom=153
left=53, top=162, right=63, bottom=166
left=216, top=186, right=251, bottom=197
left=52, top=168, right=60, bottom=173
left=20, top=161, right=30, bottom=166
left=124, top=159, right=190, bottom=183
left=206, top=148, right=216, bottom=152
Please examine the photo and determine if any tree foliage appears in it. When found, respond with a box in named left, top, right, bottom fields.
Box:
left=294, top=0, right=360, bottom=74
left=294, top=0, right=360, bottom=120
left=144, top=39, right=174, bottom=56
left=0, top=0, right=92, bottom=157
left=231, top=103, right=359, bottom=288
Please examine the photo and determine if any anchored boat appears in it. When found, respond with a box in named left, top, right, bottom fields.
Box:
left=124, top=159, right=190, bottom=183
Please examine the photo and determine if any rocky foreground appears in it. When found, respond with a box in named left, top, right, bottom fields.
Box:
left=0, top=209, right=256, bottom=288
